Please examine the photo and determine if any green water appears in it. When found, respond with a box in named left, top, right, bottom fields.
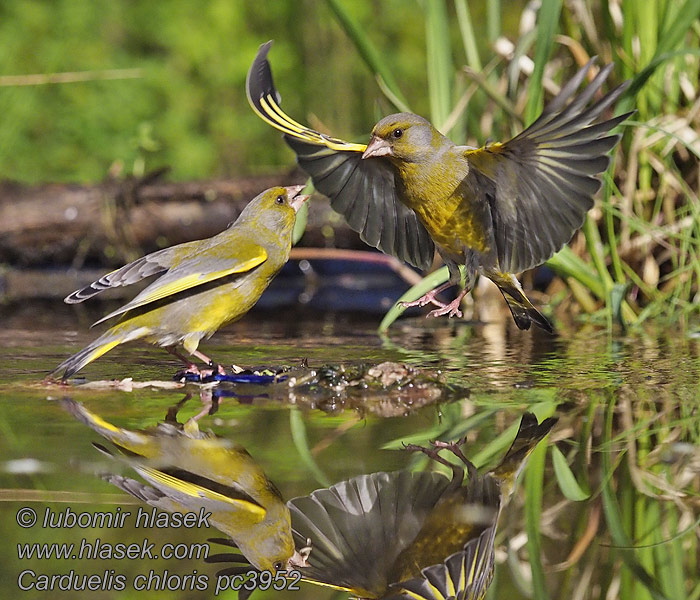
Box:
left=1, top=306, right=698, bottom=599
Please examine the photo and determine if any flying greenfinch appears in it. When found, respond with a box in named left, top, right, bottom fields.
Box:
left=247, top=42, right=632, bottom=331
left=61, top=398, right=310, bottom=574
left=51, top=185, right=308, bottom=379
left=207, top=412, right=556, bottom=599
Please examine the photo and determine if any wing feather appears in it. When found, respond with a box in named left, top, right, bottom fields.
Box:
left=92, top=244, right=267, bottom=326
left=247, top=41, right=434, bottom=270
left=64, top=240, right=201, bottom=304
left=463, top=59, right=631, bottom=273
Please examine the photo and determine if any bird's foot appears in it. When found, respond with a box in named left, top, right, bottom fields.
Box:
left=429, top=437, right=473, bottom=468
left=209, top=362, right=227, bottom=376
left=426, top=297, right=463, bottom=319
left=426, top=288, right=469, bottom=319
left=400, top=291, right=447, bottom=310
left=404, top=439, right=475, bottom=478
left=403, top=442, right=443, bottom=461
left=175, top=362, right=225, bottom=380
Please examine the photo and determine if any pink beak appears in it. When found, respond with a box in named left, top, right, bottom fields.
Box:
left=285, top=185, right=310, bottom=212
left=361, top=135, right=393, bottom=159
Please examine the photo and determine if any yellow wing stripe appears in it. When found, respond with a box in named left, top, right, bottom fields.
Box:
left=445, top=566, right=456, bottom=598
left=467, top=537, right=479, bottom=586
left=137, top=466, right=267, bottom=519
left=294, top=578, right=356, bottom=593
left=262, top=95, right=311, bottom=135
left=84, top=340, right=122, bottom=366
left=253, top=93, right=366, bottom=153
left=94, top=252, right=267, bottom=325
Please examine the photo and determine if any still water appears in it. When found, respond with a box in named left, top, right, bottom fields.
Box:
left=1, top=304, right=698, bottom=599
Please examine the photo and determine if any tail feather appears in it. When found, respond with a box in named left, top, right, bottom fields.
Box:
left=489, top=272, right=553, bottom=333
left=50, top=334, right=123, bottom=380
left=492, top=412, right=557, bottom=497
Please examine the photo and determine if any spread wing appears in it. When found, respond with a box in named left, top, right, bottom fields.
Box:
left=92, top=241, right=267, bottom=325
left=286, top=470, right=451, bottom=598
left=462, top=58, right=632, bottom=274
left=385, top=526, right=496, bottom=600
left=247, top=41, right=434, bottom=270
left=64, top=240, right=202, bottom=304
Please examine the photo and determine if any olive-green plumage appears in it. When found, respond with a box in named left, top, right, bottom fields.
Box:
left=248, top=41, right=633, bottom=332
left=61, top=398, right=308, bottom=573
left=52, top=185, right=307, bottom=379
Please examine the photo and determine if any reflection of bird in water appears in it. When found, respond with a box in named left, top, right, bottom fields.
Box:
left=50, top=185, right=308, bottom=380
left=60, top=398, right=309, bottom=573
left=208, top=412, right=556, bottom=599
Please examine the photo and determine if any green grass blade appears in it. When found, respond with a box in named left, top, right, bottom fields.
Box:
left=289, top=408, right=332, bottom=487
left=454, top=0, right=482, bottom=71
left=378, top=265, right=453, bottom=332
left=425, top=0, right=453, bottom=129
left=600, top=400, right=669, bottom=600
left=486, top=0, right=501, bottom=43
left=325, top=0, right=409, bottom=109
left=292, top=180, right=314, bottom=246
left=525, top=440, right=550, bottom=600
left=551, top=445, right=590, bottom=501
left=656, top=0, right=700, bottom=55
left=525, top=0, right=563, bottom=125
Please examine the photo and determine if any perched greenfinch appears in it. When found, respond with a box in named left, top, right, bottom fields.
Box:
left=61, top=398, right=309, bottom=573
left=247, top=42, right=632, bottom=331
left=51, top=185, right=308, bottom=379
left=208, top=412, right=556, bottom=599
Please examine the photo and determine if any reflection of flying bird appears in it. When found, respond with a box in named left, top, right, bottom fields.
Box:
left=208, top=412, right=556, bottom=599
left=61, top=398, right=308, bottom=573
left=248, top=41, right=632, bottom=331
left=51, top=185, right=308, bottom=379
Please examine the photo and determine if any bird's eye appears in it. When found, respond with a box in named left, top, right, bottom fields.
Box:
left=275, top=195, right=285, bottom=205
left=392, top=128, right=403, bottom=139
left=273, top=561, right=283, bottom=571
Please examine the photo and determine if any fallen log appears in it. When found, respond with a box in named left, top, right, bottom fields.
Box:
left=0, top=172, right=364, bottom=267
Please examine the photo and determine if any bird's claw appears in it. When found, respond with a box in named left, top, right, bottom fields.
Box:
left=426, top=301, right=463, bottom=319
left=400, top=291, right=446, bottom=310
left=402, top=442, right=443, bottom=461
left=208, top=362, right=227, bottom=376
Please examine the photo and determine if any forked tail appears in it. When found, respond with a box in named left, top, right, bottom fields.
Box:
left=491, top=412, right=557, bottom=497
left=488, top=271, right=553, bottom=333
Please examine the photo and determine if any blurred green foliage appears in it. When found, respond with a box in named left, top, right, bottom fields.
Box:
left=0, top=0, right=520, bottom=183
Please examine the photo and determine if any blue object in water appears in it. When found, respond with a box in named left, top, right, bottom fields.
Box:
left=179, top=372, right=287, bottom=384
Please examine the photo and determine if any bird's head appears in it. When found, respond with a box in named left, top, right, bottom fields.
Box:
left=362, top=113, right=441, bottom=163
left=238, top=185, right=309, bottom=235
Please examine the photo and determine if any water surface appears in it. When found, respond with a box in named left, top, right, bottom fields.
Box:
left=1, top=305, right=698, bottom=599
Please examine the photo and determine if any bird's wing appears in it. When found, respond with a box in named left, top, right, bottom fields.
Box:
left=461, top=58, right=632, bottom=274
left=92, top=242, right=267, bottom=325
left=285, top=470, right=451, bottom=598
left=247, top=41, right=434, bottom=270
left=65, top=239, right=202, bottom=304
left=134, top=466, right=267, bottom=519
left=385, top=525, right=497, bottom=600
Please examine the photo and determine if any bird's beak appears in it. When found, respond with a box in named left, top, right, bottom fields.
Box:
left=287, top=539, right=312, bottom=569
left=285, top=185, right=310, bottom=213
left=362, top=135, right=393, bottom=159
left=288, top=548, right=310, bottom=569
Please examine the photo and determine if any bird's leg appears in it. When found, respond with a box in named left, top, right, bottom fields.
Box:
left=426, top=287, right=469, bottom=319
left=167, top=347, right=201, bottom=374
left=399, top=281, right=454, bottom=310
left=429, top=437, right=478, bottom=479
left=191, top=350, right=226, bottom=375
left=165, top=393, right=193, bottom=423
left=403, top=442, right=465, bottom=483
